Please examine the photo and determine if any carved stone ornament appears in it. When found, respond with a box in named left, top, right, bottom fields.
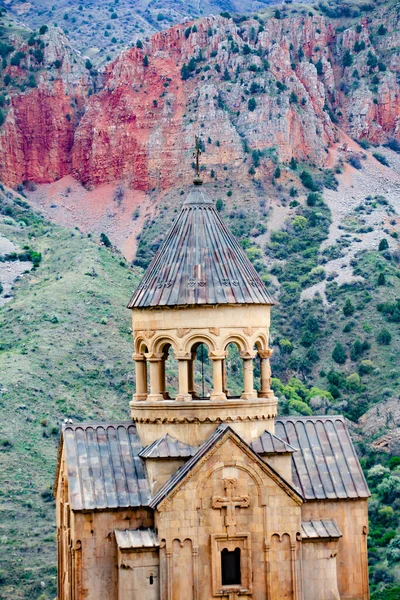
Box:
left=208, top=327, right=220, bottom=336
left=177, top=328, right=191, bottom=338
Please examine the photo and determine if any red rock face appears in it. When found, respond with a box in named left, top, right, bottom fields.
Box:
left=0, top=81, right=76, bottom=186
left=0, top=11, right=399, bottom=189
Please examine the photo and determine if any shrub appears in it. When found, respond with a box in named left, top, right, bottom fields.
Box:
left=346, top=372, right=361, bottom=391
left=342, top=49, right=353, bottom=68
left=373, top=152, right=389, bottom=166
left=85, top=59, right=92, bottom=70
left=378, top=238, right=389, bottom=251
left=343, top=298, right=355, bottom=316
left=136, top=40, right=143, bottom=49
left=332, top=343, right=346, bottom=364
left=384, top=138, right=400, bottom=154
left=289, top=399, right=312, bottom=416
left=100, top=232, right=111, bottom=247
left=248, top=97, right=256, bottom=112
left=39, top=25, right=48, bottom=35
left=359, top=359, right=374, bottom=375
left=215, top=198, right=223, bottom=212
left=348, top=155, right=362, bottom=170
left=300, top=170, right=318, bottom=191
left=306, top=192, right=321, bottom=206
left=279, top=339, right=293, bottom=354
left=377, top=328, right=391, bottom=345
left=377, top=24, right=387, bottom=36
left=289, top=91, right=298, bottom=104
left=290, top=157, right=297, bottom=170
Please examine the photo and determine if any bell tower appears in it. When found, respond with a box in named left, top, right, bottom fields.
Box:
left=128, top=172, right=277, bottom=448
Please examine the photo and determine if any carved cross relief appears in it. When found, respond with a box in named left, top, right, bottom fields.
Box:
left=212, top=478, right=250, bottom=537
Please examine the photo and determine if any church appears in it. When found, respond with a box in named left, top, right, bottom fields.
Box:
left=54, top=171, right=370, bottom=599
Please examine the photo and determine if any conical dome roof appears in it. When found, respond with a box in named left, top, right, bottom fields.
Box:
left=128, top=185, right=274, bottom=308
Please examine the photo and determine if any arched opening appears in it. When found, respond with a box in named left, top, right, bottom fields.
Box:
left=224, top=343, right=243, bottom=398
left=191, top=342, right=212, bottom=399
left=160, top=343, right=178, bottom=399
left=253, top=343, right=261, bottom=395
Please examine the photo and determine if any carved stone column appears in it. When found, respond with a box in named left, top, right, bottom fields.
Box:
left=188, top=352, right=198, bottom=398
left=145, top=352, right=164, bottom=401
left=258, top=349, right=274, bottom=398
left=240, top=350, right=257, bottom=400
left=132, top=353, right=148, bottom=401
left=159, top=351, right=171, bottom=399
left=210, top=352, right=227, bottom=401
left=176, top=352, right=192, bottom=402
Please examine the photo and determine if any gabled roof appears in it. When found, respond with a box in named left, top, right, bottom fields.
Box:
left=149, top=424, right=302, bottom=509
left=251, top=429, right=297, bottom=454
left=139, top=433, right=197, bottom=459
left=115, top=529, right=159, bottom=550
left=275, top=416, right=370, bottom=501
left=301, top=519, right=342, bottom=540
left=128, top=184, right=274, bottom=308
left=61, top=422, right=151, bottom=511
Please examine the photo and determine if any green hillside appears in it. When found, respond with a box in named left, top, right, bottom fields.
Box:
left=0, top=182, right=399, bottom=598
left=0, top=190, right=140, bottom=599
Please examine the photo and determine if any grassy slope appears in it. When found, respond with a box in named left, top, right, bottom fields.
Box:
left=0, top=194, right=140, bottom=599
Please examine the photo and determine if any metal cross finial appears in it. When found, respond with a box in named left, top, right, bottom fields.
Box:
left=193, top=135, right=201, bottom=178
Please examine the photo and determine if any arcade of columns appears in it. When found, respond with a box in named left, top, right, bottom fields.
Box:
left=132, top=339, right=274, bottom=403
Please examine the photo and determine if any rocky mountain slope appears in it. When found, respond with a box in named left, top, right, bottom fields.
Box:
left=4, top=0, right=278, bottom=62
left=0, top=0, right=399, bottom=189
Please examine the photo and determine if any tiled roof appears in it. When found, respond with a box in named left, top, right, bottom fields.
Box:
left=139, top=433, right=197, bottom=459
left=115, top=529, right=159, bottom=549
left=251, top=430, right=297, bottom=454
left=62, top=422, right=151, bottom=511
left=275, top=416, right=370, bottom=501
left=301, top=519, right=342, bottom=540
left=149, top=425, right=302, bottom=509
left=128, top=185, right=274, bottom=308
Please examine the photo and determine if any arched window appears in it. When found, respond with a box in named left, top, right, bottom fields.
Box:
left=221, top=547, right=241, bottom=586
left=191, top=342, right=212, bottom=399
left=160, top=343, right=178, bottom=399
left=224, top=343, right=243, bottom=398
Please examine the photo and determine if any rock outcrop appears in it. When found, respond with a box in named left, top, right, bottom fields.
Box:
left=0, top=6, right=399, bottom=189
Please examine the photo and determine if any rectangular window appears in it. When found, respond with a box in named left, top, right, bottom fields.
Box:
left=221, top=548, right=241, bottom=586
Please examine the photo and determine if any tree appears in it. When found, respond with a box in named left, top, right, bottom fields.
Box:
left=378, top=238, right=389, bottom=251
left=343, top=298, right=355, bottom=316
left=248, top=97, right=256, bottom=112
left=39, top=25, right=48, bottom=35
left=100, top=232, right=111, bottom=247
left=274, top=9, right=281, bottom=19
left=223, top=67, right=230, bottom=81
left=332, top=343, right=346, bottom=364
left=274, top=166, right=281, bottom=179
left=290, top=157, right=297, bottom=170
left=289, top=91, right=298, bottom=104
left=216, top=199, right=224, bottom=212
left=143, top=55, right=149, bottom=67
left=315, top=59, right=323, bottom=75
left=300, top=170, right=318, bottom=191
left=136, top=40, right=143, bottom=49
left=342, top=49, right=353, bottom=68
left=377, top=272, right=385, bottom=285
left=85, top=59, right=92, bottom=70
left=377, top=328, right=391, bottom=345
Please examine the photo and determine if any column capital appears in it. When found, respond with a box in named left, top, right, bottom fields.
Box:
left=144, top=352, right=164, bottom=362
left=258, top=349, right=274, bottom=359
left=210, top=351, right=227, bottom=360
left=240, top=350, right=257, bottom=360
left=132, top=352, right=146, bottom=361
left=175, top=351, right=192, bottom=361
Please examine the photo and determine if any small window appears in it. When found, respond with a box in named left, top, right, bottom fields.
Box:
left=221, top=548, right=241, bottom=586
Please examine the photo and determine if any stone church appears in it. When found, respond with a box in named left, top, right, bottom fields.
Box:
left=55, top=176, right=370, bottom=600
